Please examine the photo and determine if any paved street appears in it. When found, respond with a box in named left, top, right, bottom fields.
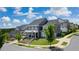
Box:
left=64, top=34, right=79, bottom=51
left=1, top=43, right=50, bottom=51
left=1, top=34, right=79, bottom=51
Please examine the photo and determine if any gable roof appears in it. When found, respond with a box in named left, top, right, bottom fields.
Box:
left=16, top=24, right=28, bottom=31
left=29, top=18, right=48, bottom=25
left=43, top=20, right=59, bottom=27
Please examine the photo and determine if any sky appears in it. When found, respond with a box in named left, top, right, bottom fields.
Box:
left=0, top=7, right=79, bottom=28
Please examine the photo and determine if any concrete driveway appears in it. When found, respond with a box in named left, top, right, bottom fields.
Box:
left=64, top=35, right=79, bottom=51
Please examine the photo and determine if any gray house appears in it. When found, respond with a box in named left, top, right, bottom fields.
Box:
left=42, top=18, right=70, bottom=37
left=58, top=18, right=70, bottom=33
left=74, top=24, right=79, bottom=29
left=69, top=23, right=75, bottom=30
left=69, top=23, right=79, bottom=31
left=42, top=20, right=61, bottom=37
left=15, top=18, right=77, bottom=39
left=22, top=18, right=48, bottom=39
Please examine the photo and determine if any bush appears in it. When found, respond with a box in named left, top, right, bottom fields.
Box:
left=60, top=32, right=66, bottom=37
left=51, top=39, right=59, bottom=44
left=15, top=33, right=22, bottom=41
left=61, top=42, right=68, bottom=46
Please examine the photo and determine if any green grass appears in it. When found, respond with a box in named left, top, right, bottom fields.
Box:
left=67, top=34, right=74, bottom=38
left=16, top=43, right=35, bottom=48
left=25, top=45, right=35, bottom=48
left=67, top=32, right=79, bottom=38
left=31, top=39, right=59, bottom=45
left=52, top=40, right=59, bottom=44
left=61, top=42, right=68, bottom=46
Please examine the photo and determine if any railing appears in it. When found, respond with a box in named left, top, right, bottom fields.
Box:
left=24, top=30, right=38, bottom=32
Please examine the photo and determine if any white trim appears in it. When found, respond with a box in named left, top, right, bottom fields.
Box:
left=24, top=30, right=38, bottom=32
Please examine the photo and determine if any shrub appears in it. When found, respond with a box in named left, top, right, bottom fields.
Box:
left=61, top=32, right=66, bottom=37
left=15, top=33, right=22, bottom=42
left=61, top=42, right=68, bottom=46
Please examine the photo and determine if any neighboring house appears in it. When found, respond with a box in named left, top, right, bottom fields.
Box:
left=69, top=23, right=79, bottom=31
left=69, top=23, right=76, bottom=30
left=42, top=20, right=61, bottom=37
left=74, top=24, right=79, bottom=29
left=58, top=18, right=70, bottom=33
left=42, top=18, right=70, bottom=37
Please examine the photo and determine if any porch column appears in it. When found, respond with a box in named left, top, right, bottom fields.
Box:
left=38, top=32, right=39, bottom=38
left=35, top=32, right=36, bottom=39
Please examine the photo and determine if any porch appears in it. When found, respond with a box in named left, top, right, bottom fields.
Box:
left=24, top=30, right=40, bottom=39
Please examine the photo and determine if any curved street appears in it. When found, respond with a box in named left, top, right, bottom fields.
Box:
left=1, top=34, right=79, bottom=51
left=1, top=43, right=50, bottom=51
left=64, top=34, right=79, bottom=51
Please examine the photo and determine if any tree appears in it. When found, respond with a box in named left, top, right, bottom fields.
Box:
left=0, top=29, right=13, bottom=49
left=15, top=33, right=22, bottom=42
left=0, top=35, right=5, bottom=49
left=44, top=24, right=55, bottom=47
left=3, top=33, right=10, bottom=42
left=0, top=31, right=6, bottom=49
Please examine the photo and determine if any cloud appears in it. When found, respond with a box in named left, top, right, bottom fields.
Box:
left=22, top=19, right=27, bottom=24
left=1, top=16, right=11, bottom=25
left=0, top=16, right=28, bottom=28
left=47, top=16, right=57, bottom=20
left=44, top=7, right=72, bottom=16
left=68, top=18, right=79, bottom=25
left=1, top=16, right=13, bottom=28
left=13, top=19, right=21, bottom=25
left=14, top=7, right=38, bottom=19
left=13, top=7, right=24, bottom=16
left=0, top=7, right=7, bottom=12
left=77, top=14, right=79, bottom=17
left=15, top=7, right=22, bottom=11
left=26, top=7, right=38, bottom=19
left=35, top=15, right=43, bottom=19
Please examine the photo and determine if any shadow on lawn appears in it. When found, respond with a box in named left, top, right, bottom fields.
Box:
left=49, top=46, right=64, bottom=51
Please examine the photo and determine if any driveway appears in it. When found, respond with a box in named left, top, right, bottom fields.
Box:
left=1, top=43, right=50, bottom=51
left=64, top=34, right=79, bottom=51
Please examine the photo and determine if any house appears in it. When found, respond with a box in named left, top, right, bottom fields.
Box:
left=22, top=18, right=48, bottom=39
left=14, top=18, right=78, bottom=39
left=42, top=19, right=61, bottom=37
left=69, top=23, right=79, bottom=32
left=15, top=24, right=28, bottom=37
left=58, top=18, right=70, bottom=33
left=42, top=18, right=70, bottom=37
left=69, top=23, right=75, bottom=30
left=74, top=24, right=79, bottom=29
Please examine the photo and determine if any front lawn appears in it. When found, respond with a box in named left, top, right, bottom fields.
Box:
left=31, top=39, right=59, bottom=45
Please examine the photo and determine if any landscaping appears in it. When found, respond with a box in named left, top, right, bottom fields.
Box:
left=31, top=39, right=59, bottom=45
left=0, top=24, right=79, bottom=50
left=61, top=42, right=68, bottom=46
left=66, top=32, right=79, bottom=38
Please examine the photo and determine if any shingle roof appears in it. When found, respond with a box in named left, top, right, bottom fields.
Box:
left=16, top=24, right=28, bottom=31
left=43, top=20, right=59, bottom=27
left=29, top=18, right=48, bottom=25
